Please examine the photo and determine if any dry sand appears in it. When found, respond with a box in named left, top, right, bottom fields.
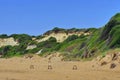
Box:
left=0, top=54, right=120, bottom=80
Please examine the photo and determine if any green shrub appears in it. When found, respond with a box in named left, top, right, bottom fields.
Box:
left=10, top=34, right=32, bottom=44
left=0, top=34, right=9, bottom=38
left=48, top=37, right=57, bottom=42
left=64, top=35, right=79, bottom=42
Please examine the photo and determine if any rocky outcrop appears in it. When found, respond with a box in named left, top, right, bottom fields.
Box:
left=0, top=37, right=19, bottom=47
left=93, top=52, right=120, bottom=69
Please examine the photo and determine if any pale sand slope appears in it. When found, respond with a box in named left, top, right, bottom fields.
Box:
left=0, top=54, right=120, bottom=80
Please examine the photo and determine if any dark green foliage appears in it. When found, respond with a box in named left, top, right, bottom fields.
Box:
left=109, top=25, right=120, bottom=48
left=64, top=35, right=79, bottom=42
left=10, top=34, right=32, bottom=44
left=100, top=19, right=118, bottom=40
left=67, top=28, right=86, bottom=33
left=35, top=35, right=45, bottom=39
left=0, top=45, right=20, bottom=57
left=0, top=45, right=11, bottom=56
left=48, top=37, right=57, bottom=42
left=37, top=37, right=57, bottom=48
left=52, top=27, right=66, bottom=33
left=44, top=27, right=66, bottom=35
left=29, top=40, right=37, bottom=45
left=0, top=34, right=9, bottom=38
left=85, top=28, right=98, bottom=33
left=0, top=44, right=27, bottom=57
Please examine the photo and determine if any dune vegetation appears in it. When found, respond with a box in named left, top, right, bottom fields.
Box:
left=0, top=13, right=120, bottom=61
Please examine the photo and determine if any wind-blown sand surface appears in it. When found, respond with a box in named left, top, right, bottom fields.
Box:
left=0, top=54, right=120, bottom=80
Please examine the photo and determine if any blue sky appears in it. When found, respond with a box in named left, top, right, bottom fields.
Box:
left=0, top=0, right=120, bottom=35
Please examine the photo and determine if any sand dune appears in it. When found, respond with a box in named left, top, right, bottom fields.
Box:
left=0, top=54, right=120, bottom=80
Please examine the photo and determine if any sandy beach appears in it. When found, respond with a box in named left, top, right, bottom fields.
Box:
left=0, top=54, right=120, bottom=80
